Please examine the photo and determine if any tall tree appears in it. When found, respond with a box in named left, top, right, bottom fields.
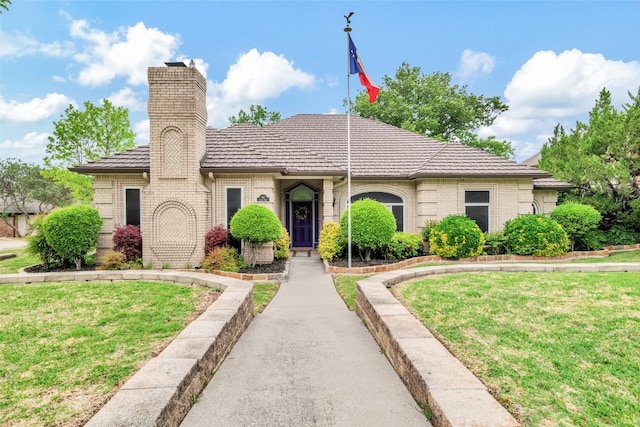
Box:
left=45, top=99, right=136, bottom=168
left=0, top=159, right=74, bottom=236
left=539, top=87, right=640, bottom=230
left=351, top=63, right=514, bottom=158
left=44, top=99, right=136, bottom=203
left=229, top=104, right=281, bottom=127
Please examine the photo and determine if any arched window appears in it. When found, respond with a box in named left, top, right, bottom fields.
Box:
left=351, top=192, right=404, bottom=231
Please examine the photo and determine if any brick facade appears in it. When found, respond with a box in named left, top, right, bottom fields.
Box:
left=90, top=64, right=559, bottom=267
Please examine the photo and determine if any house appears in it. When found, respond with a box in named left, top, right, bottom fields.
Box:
left=71, top=63, right=563, bottom=268
left=0, top=200, right=50, bottom=237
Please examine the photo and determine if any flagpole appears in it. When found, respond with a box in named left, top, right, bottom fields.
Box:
left=344, top=14, right=353, bottom=269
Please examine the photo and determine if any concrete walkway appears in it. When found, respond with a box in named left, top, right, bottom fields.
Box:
left=181, top=255, right=431, bottom=427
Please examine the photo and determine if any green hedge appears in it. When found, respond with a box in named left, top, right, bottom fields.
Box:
left=429, top=215, right=485, bottom=259
left=550, top=202, right=601, bottom=250
left=504, top=214, right=569, bottom=257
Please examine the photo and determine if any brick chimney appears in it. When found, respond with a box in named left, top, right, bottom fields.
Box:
left=143, top=63, right=210, bottom=268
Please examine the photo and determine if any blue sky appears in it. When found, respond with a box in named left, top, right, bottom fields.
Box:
left=1, top=0, right=639, bottom=165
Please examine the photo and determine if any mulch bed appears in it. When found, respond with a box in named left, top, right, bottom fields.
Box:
left=23, top=264, right=97, bottom=273
left=239, top=258, right=287, bottom=274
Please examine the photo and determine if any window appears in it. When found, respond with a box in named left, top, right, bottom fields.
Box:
left=351, top=191, right=404, bottom=231
left=226, top=188, right=242, bottom=250
left=125, top=188, right=141, bottom=226
left=465, top=190, right=489, bottom=232
left=532, top=201, right=540, bottom=214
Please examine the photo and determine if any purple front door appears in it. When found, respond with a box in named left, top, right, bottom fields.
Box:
left=292, top=201, right=313, bottom=247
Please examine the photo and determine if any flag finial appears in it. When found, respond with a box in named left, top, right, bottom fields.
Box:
left=344, top=12, right=353, bottom=32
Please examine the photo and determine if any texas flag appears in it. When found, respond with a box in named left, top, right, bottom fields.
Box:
left=348, top=34, right=379, bottom=103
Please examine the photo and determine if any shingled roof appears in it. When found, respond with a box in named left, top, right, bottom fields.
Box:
left=71, top=114, right=551, bottom=179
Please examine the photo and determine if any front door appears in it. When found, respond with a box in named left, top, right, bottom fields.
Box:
left=292, top=201, right=313, bottom=247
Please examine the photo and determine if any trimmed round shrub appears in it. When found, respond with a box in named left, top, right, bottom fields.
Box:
left=504, top=214, right=569, bottom=257
left=429, top=215, right=485, bottom=259
left=42, top=205, right=103, bottom=270
left=204, top=224, right=230, bottom=255
left=340, top=198, right=396, bottom=262
left=201, top=246, right=242, bottom=272
left=113, top=224, right=142, bottom=262
left=27, top=215, right=66, bottom=270
left=318, top=221, right=344, bottom=261
left=274, top=226, right=291, bottom=260
left=384, top=232, right=423, bottom=260
left=230, top=204, right=282, bottom=266
left=550, top=202, right=601, bottom=251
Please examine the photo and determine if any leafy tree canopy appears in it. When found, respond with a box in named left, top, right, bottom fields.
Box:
left=229, top=104, right=281, bottom=127
left=45, top=99, right=136, bottom=168
left=539, top=87, right=640, bottom=231
left=352, top=62, right=514, bottom=158
left=0, top=158, right=74, bottom=236
left=0, top=0, right=11, bottom=14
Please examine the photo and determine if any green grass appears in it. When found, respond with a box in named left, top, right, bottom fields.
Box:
left=393, top=272, right=640, bottom=426
left=332, top=275, right=371, bottom=311
left=571, top=249, right=640, bottom=263
left=0, top=247, right=39, bottom=274
left=253, top=282, right=279, bottom=314
left=0, top=280, right=218, bottom=426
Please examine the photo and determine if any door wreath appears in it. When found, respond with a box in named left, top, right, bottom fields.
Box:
left=295, top=206, right=309, bottom=221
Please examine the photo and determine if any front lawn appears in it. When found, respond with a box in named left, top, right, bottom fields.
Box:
left=0, top=247, right=39, bottom=274
left=571, top=249, right=640, bottom=263
left=393, top=272, right=640, bottom=426
left=0, top=280, right=218, bottom=426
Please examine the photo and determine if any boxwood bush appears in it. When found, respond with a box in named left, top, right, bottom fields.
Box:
left=229, top=204, right=282, bottom=266
left=42, top=205, right=103, bottom=270
left=318, top=221, right=343, bottom=261
left=504, top=214, right=569, bottom=257
left=429, top=215, right=485, bottom=259
left=550, top=202, right=602, bottom=250
left=340, top=198, right=396, bottom=262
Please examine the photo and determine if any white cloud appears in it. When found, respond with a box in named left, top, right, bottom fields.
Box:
left=108, top=87, right=145, bottom=112
left=206, top=49, right=316, bottom=127
left=70, top=19, right=182, bottom=86
left=0, top=30, right=74, bottom=57
left=0, top=93, right=74, bottom=124
left=133, top=119, right=149, bottom=145
left=457, top=49, right=495, bottom=80
left=479, top=49, right=640, bottom=160
left=0, top=132, right=50, bottom=165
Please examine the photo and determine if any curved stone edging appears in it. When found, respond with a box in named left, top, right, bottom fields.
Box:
left=355, top=262, right=640, bottom=427
left=0, top=270, right=254, bottom=427
left=325, top=244, right=640, bottom=275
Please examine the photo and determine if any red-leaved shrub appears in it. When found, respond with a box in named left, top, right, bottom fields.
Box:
left=204, top=225, right=229, bottom=255
left=113, top=224, right=142, bottom=262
